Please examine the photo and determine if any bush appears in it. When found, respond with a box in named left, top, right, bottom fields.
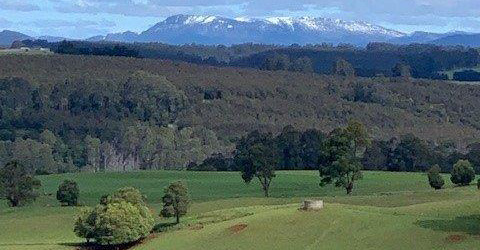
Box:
left=450, top=160, right=475, bottom=186
left=102, top=187, right=146, bottom=206
left=427, top=165, right=444, bottom=190
left=477, top=179, right=480, bottom=190
left=56, top=180, right=79, bottom=206
left=74, top=187, right=154, bottom=246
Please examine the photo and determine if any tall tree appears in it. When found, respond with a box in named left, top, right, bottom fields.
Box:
left=84, top=135, right=101, bottom=172
left=160, top=181, right=190, bottom=224
left=236, top=132, right=278, bottom=197
left=0, top=161, right=41, bottom=207
left=388, top=134, right=432, bottom=172
left=320, top=121, right=370, bottom=194
left=276, top=126, right=302, bottom=170
left=427, top=165, right=445, bottom=190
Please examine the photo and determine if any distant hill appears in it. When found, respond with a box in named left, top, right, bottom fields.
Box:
left=389, top=31, right=447, bottom=44
left=432, top=33, right=480, bottom=47
left=37, top=35, right=71, bottom=43
left=0, top=30, right=31, bottom=46
left=389, top=31, right=480, bottom=47
left=1, top=54, right=480, bottom=147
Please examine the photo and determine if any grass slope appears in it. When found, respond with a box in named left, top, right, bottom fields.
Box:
left=0, top=171, right=479, bottom=250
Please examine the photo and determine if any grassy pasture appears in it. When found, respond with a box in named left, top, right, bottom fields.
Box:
left=0, top=171, right=479, bottom=250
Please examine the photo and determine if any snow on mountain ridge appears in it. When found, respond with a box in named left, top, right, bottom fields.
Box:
left=104, top=14, right=409, bottom=46
left=164, top=15, right=404, bottom=37
left=184, top=15, right=218, bottom=25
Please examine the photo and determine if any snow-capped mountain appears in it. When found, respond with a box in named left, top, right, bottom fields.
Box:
left=98, top=14, right=405, bottom=46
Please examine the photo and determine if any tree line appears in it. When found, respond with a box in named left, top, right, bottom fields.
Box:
left=15, top=40, right=480, bottom=81
left=195, top=125, right=480, bottom=175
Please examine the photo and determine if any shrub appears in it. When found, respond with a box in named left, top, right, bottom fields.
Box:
left=74, top=187, right=154, bottom=246
left=477, top=179, right=480, bottom=190
left=450, top=160, right=475, bottom=186
left=56, top=180, right=79, bottom=206
left=427, top=165, right=444, bottom=190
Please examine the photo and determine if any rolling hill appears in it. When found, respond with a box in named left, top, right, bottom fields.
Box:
left=0, top=30, right=31, bottom=47
left=1, top=171, right=480, bottom=250
left=1, top=54, right=480, bottom=148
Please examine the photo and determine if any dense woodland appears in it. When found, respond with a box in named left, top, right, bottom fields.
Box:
left=2, top=54, right=480, bottom=173
left=15, top=40, right=480, bottom=80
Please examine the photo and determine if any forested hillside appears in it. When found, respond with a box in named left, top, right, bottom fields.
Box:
left=1, top=54, right=480, bottom=173
left=16, top=40, right=480, bottom=80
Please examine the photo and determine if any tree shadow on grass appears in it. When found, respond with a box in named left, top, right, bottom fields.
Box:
left=60, top=241, right=138, bottom=250
left=153, top=222, right=179, bottom=233
left=416, top=215, right=480, bottom=235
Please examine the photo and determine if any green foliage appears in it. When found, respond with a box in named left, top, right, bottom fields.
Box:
left=74, top=207, right=96, bottom=243
left=104, top=186, right=147, bottom=206
left=56, top=179, right=79, bottom=206
left=0, top=160, right=41, bottom=207
left=333, top=59, right=355, bottom=77
left=74, top=187, right=154, bottom=246
left=161, top=181, right=190, bottom=223
left=2, top=54, right=480, bottom=176
left=427, top=165, right=445, bottom=190
left=320, top=121, right=369, bottom=194
left=392, top=62, right=412, bottom=78
left=236, top=131, right=278, bottom=197
left=450, top=160, right=475, bottom=186
left=389, top=134, right=432, bottom=172
left=261, top=53, right=291, bottom=71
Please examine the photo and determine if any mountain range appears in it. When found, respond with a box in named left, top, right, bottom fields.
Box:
left=1, top=14, right=480, bottom=47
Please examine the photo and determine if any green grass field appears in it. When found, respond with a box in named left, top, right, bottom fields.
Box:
left=1, top=171, right=480, bottom=250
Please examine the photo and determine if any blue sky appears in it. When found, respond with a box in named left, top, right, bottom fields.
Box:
left=1, top=0, right=480, bottom=39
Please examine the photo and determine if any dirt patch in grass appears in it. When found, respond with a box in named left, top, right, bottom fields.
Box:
left=229, top=223, right=248, bottom=234
left=446, top=234, right=466, bottom=243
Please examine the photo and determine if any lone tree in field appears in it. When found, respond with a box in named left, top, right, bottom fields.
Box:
left=57, top=180, right=80, bottom=206
left=74, top=187, right=154, bottom=246
left=320, top=121, right=370, bottom=194
left=450, top=160, right=475, bottom=186
left=161, top=181, right=190, bottom=224
left=235, top=131, right=278, bottom=197
left=427, top=165, right=445, bottom=190
left=0, top=161, right=41, bottom=207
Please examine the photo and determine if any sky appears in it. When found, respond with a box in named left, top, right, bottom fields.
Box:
left=1, top=0, right=480, bottom=39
